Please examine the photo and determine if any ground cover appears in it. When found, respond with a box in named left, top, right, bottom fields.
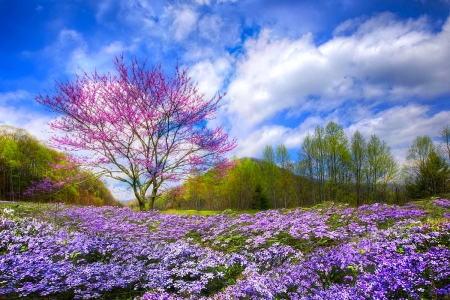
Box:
left=0, top=200, right=449, bottom=299
left=160, top=210, right=221, bottom=216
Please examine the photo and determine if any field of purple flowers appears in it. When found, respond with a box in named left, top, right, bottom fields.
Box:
left=1, top=200, right=450, bottom=300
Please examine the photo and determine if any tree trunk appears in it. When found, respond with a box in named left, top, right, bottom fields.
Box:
left=149, top=187, right=158, bottom=210
left=138, top=200, right=145, bottom=211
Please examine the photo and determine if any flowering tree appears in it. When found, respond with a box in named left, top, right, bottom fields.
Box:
left=36, top=56, right=236, bottom=210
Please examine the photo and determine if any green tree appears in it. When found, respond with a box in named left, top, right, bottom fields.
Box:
left=324, top=122, right=351, bottom=201
left=262, top=145, right=281, bottom=208
left=276, top=144, right=293, bottom=208
left=223, top=158, right=262, bottom=209
left=439, top=125, right=450, bottom=163
left=404, top=135, right=449, bottom=198
left=252, top=183, right=269, bottom=210
left=312, top=125, right=327, bottom=203
left=0, top=125, right=119, bottom=206
left=297, top=133, right=316, bottom=205
left=1, top=139, right=21, bottom=200
left=366, top=135, right=397, bottom=203
left=350, top=131, right=367, bottom=206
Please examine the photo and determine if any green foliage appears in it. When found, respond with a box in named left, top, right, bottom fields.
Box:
left=214, top=234, right=248, bottom=253
left=161, top=122, right=450, bottom=211
left=202, top=264, right=245, bottom=296
left=404, top=136, right=450, bottom=199
left=0, top=125, right=119, bottom=207
left=317, top=264, right=359, bottom=289
left=252, top=183, right=269, bottom=210
left=273, top=232, right=314, bottom=253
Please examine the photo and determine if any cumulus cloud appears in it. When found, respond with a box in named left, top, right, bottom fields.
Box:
left=65, top=41, right=128, bottom=74
left=345, top=104, right=450, bottom=164
left=227, top=29, right=326, bottom=128
left=233, top=125, right=292, bottom=158
left=347, top=104, right=450, bottom=149
left=229, top=113, right=335, bottom=158
left=226, top=13, right=450, bottom=132
left=0, top=91, right=54, bottom=142
left=221, top=13, right=450, bottom=160
left=188, top=56, right=232, bottom=101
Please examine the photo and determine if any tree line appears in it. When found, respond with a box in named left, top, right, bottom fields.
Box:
left=0, top=125, right=119, bottom=206
left=163, top=122, right=450, bottom=210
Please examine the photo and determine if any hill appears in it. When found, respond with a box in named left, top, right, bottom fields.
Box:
left=0, top=125, right=120, bottom=206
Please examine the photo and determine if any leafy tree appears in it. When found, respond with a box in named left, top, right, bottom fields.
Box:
left=36, top=56, right=236, bottom=210
left=252, top=183, right=269, bottom=210
left=350, top=131, right=367, bottom=206
left=324, top=122, right=351, bottom=201
left=424, top=150, right=449, bottom=195
left=0, top=125, right=119, bottom=206
left=262, top=145, right=281, bottom=208
left=233, top=158, right=262, bottom=209
left=439, top=125, right=450, bottom=163
left=312, top=125, right=327, bottom=203
left=184, top=169, right=206, bottom=210
left=1, top=139, right=21, bottom=200
left=405, top=135, right=449, bottom=198
left=297, top=134, right=316, bottom=205
left=365, top=135, right=397, bottom=203
left=276, top=144, right=292, bottom=208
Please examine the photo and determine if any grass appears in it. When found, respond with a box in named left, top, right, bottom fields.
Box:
left=160, top=209, right=221, bottom=216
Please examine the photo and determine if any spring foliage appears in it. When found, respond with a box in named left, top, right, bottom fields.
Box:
left=0, top=125, right=118, bottom=206
left=168, top=122, right=450, bottom=210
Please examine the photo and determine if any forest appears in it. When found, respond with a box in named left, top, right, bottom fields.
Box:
left=1, top=121, right=449, bottom=211
left=162, top=122, right=450, bottom=211
left=0, top=125, right=119, bottom=206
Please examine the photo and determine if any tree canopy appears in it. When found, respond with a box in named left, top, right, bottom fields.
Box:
left=0, top=125, right=118, bottom=206
left=36, top=56, right=236, bottom=210
left=166, top=121, right=445, bottom=210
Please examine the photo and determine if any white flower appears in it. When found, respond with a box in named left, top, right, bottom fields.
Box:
left=3, top=208, right=14, bottom=215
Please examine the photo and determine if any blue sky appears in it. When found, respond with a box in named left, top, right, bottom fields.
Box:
left=1, top=0, right=450, bottom=197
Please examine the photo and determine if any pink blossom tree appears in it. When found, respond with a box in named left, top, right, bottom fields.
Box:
left=36, top=56, right=236, bottom=210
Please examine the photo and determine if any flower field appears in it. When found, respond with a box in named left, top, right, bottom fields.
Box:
left=1, top=200, right=450, bottom=299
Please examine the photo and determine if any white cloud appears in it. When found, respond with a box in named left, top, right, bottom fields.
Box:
left=230, top=114, right=330, bottom=158
left=233, top=125, right=292, bottom=158
left=96, top=0, right=158, bottom=28
left=0, top=105, right=53, bottom=142
left=347, top=104, right=450, bottom=149
left=65, top=41, right=128, bottom=75
left=333, top=16, right=366, bottom=36
left=172, top=6, right=198, bottom=41
left=187, top=56, right=232, bottom=101
left=52, top=29, right=88, bottom=60
left=227, top=29, right=332, bottom=128
left=0, top=91, right=54, bottom=142
left=346, top=104, right=450, bottom=164
left=0, top=90, right=31, bottom=104
left=231, top=103, right=450, bottom=163
left=226, top=14, right=450, bottom=131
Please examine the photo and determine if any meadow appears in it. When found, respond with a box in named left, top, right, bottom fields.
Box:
left=0, top=200, right=449, bottom=299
